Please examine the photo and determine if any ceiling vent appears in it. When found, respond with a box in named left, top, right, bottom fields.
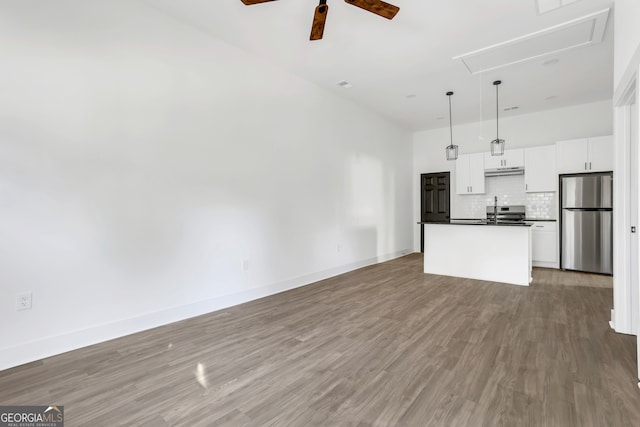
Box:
left=452, top=8, right=609, bottom=74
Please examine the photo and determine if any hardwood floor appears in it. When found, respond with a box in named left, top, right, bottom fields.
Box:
left=1, top=254, right=638, bottom=426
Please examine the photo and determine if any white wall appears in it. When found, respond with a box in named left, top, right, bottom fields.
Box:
left=614, top=0, right=640, bottom=91
left=413, top=100, right=613, bottom=251
left=0, top=0, right=413, bottom=369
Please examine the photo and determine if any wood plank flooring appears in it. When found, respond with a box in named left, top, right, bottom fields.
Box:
left=1, top=254, right=638, bottom=426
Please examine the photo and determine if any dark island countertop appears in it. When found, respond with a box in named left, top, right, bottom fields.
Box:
left=418, top=220, right=532, bottom=227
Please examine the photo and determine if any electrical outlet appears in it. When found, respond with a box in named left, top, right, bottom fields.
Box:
left=16, top=292, right=32, bottom=311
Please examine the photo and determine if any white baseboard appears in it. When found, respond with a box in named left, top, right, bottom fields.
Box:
left=532, top=261, right=559, bottom=269
left=0, top=249, right=412, bottom=371
left=610, top=309, right=615, bottom=330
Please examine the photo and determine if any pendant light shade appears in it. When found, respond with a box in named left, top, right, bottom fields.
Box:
left=446, top=144, right=458, bottom=161
left=445, top=91, right=458, bottom=161
left=490, top=80, right=505, bottom=156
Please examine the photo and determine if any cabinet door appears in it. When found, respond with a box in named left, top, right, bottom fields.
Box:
left=532, top=231, right=557, bottom=263
left=556, top=138, right=588, bottom=174
left=504, top=148, right=525, bottom=168
left=588, top=135, right=613, bottom=172
left=525, top=145, right=557, bottom=192
left=455, top=155, right=471, bottom=195
left=484, top=152, right=503, bottom=169
left=484, top=148, right=524, bottom=169
left=468, top=153, right=485, bottom=194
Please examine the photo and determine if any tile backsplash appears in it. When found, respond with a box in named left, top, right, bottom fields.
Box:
left=454, top=175, right=556, bottom=219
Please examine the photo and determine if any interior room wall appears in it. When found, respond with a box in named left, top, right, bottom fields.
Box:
left=412, top=100, right=613, bottom=251
left=614, top=0, right=640, bottom=90
left=0, top=0, right=413, bottom=369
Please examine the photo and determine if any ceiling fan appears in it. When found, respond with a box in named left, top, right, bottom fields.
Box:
left=240, top=0, right=400, bottom=41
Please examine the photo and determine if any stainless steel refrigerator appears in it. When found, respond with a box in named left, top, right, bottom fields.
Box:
left=561, top=173, right=613, bottom=274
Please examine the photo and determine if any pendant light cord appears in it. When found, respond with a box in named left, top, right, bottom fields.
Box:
left=448, top=94, right=453, bottom=145
left=495, top=83, right=499, bottom=141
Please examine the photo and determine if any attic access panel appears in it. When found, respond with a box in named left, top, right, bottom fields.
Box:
left=453, top=8, right=609, bottom=74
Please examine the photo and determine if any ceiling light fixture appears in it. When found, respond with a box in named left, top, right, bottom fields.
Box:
left=445, top=91, right=458, bottom=161
left=490, top=80, right=505, bottom=156
left=240, top=0, right=399, bottom=41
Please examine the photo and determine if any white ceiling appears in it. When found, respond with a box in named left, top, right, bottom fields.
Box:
left=144, top=0, right=614, bottom=131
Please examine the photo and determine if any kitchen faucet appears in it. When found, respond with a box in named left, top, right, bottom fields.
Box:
left=493, top=196, right=498, bottom=224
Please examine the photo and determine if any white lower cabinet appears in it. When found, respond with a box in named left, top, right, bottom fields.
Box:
left=529, top=221, right=558, bottom=268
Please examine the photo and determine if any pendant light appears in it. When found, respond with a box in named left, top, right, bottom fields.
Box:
left=445, top=91, right=458, bottom=161
left=490, top=80, right=505, bottom=156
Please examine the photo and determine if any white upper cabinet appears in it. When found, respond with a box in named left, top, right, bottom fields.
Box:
left=556, top=138, right=587, bottom=173
left=524, top=145, right=557, bottom=192
left=484, top=148, right=524, bottom=169
left=556, top=135, right=613, bottom=174
left=455, top=156, right=470, bottom=195
left=588, top=135, right=614, bottom=172
left=455, top=153, right=485, bottom=195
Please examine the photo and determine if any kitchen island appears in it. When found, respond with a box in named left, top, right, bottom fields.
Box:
left=419, top=220, right=532, bottom=286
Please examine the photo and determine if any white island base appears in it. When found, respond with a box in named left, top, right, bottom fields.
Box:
left=422, top=223, right=532, bottom=286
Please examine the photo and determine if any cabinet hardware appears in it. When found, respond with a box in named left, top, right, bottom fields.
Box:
left=632, top=226, right=637, bottom=233
left=525, top=184, right=528, bottom=191
left=585, top=162, right=587, bottom=170
left=589, top=162, right=592, bottom=170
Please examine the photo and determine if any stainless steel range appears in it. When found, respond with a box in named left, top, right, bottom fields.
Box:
left=486, top=205, right=526, bottom=224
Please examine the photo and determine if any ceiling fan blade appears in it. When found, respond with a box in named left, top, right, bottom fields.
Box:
left=310, top=3, right=329, bottom=41
left=240, top=0, right=278, bottom=5
left=344, top=0, right=399, bottom=19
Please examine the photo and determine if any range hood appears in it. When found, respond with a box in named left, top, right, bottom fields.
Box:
left=484, top=166, right=524, bottom=177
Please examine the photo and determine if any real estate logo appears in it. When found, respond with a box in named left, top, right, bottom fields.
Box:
left=0, top=405, right=64, bottom=427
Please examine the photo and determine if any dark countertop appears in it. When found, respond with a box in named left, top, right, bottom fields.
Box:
left=418, top=220, right=532, bottom=227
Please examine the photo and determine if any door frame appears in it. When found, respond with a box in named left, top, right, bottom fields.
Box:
left=612, top=71, right=638, bottom=336
left=612, top=44, right=640, bottom=388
